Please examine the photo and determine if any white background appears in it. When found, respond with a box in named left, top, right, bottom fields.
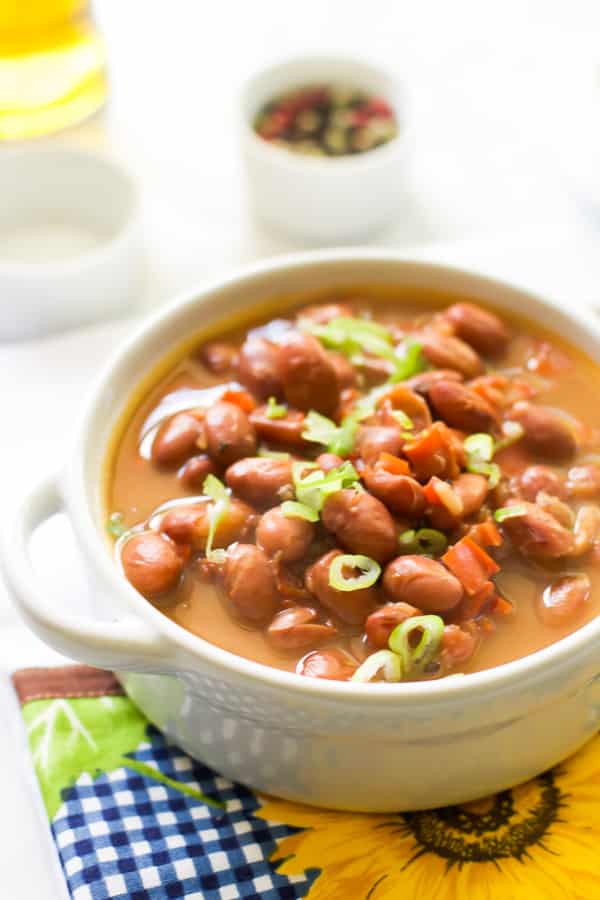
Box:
left=3, top=1, right=600, bottom=896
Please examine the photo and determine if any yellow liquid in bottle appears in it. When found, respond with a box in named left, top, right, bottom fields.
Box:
left=0, top=0, right=107, bottom=140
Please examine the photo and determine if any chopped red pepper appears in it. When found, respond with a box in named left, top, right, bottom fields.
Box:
left=404, top=422, right=462, bottom=481
left=458, top=580, right=495, bottom=619
left=424, top=476, right=463, bottom=516
left=221, top=389, right=257, bottom=414
left=442, top=536, right=500, bottom=596
left=467, top=519, right=503, bottom=548
left=378, top=452, right=410, bottom=476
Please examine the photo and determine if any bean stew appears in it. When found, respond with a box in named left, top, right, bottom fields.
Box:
left=106, top=290, right=600, bottom=683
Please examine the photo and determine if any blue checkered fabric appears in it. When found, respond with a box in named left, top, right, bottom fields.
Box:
left=52, top=727, right=318, bottom=899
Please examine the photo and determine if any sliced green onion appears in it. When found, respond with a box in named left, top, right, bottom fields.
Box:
left=388, top=615, right=444, bottom=674
left=464, top=433, right=494, bottom=462
left=464, top=433, right=501, bottom=487
left=328, top=554, right=381, bottom=591
left=302, top=316, right=395, bottom=361
left=398, top=529, right=417, bottom=551
left=302, top=410, right=358, bottom=456
left=266, top=396, right=287, bottom=419
left=390, top=410, right=414, bottom=430
left=106, top=512, right=126, bottom=539
left=416, top=528, right=448, bottom=556
left=351, top=649, right=403, bottom=683
left=257, top=447, right=291, bottom=459
left=280, top=500, right=319, bottom=522
left=388, top=340, right=426, bottom=383
left=291, top=460, right=319, bottom=482
left=494, top=504, right=527, bottom=523
left=203, top=474, right=231, bottom=563
left=468, top=459, right=501, bottom=489
left=291, top=460, right=359, bottom=512
left=398, top=528, right=447, bottom=557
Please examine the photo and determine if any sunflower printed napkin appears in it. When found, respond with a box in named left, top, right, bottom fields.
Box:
left=12, top=665, right=600, bottom=900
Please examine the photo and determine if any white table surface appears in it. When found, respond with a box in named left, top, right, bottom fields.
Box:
left=4, top=1, right=600, bottom=896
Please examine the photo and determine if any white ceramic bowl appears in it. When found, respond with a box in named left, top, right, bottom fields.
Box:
left=4, top=251, right=600, bottom=812
left=240, top=57, right=406, bottom=243
left=0, top=147, right=143, bottom=340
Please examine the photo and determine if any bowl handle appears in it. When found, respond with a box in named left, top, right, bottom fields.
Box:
left=2, top=474, right=169, bottom=671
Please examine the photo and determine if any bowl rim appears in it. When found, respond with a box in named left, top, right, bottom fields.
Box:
left=0, top=145, right=140, bottom=278
left=64, top=248, right=600, bottom=706
left=239, top=54, right=407, bottom=174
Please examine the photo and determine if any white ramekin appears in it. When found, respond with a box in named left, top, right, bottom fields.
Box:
left=4, top=251, right=600, bottom=812
left=0, top=147, right=144, bottom=341
left=240, top=57, right=407, bottom=243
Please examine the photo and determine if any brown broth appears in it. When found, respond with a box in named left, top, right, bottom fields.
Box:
left=106, top=289, right=600, bottom=678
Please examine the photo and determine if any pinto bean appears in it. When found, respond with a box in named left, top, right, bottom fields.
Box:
left=509, top=402, right=577, bottom=461
left=445, top=302, right=510, bottom=356
left=361, top=465, right=426, bottom=517
left=535, top=492, right=574, bottom=529
left=151, top=412, right=204, bottom=467
left=428, top=473, right=489, bottom=529
left=223, top=544, right=280, bottom=623
left=428, top=380, right=498, bottom=433
left=421, top=331, right=483, bottom=378
left=514, top=465, right=566, bottom=502
left=197, top=341, right=237, bottom=374
left=267, top=607, right=337, bottom=651
left=538, top=574, right=590, bottom=627
left=321, top=489, right=398, bottom=563
left=160, top=499, right=255, bottom=550
left=204, top=401, right=256, bottom=467
left=383, top=555, right=463, bottom=612
left=297, top=303, right=353, bottom=325
left=567, top=464, right=600, bottom=499
left=500, top=500, right=575, bottom=558
left=121, top=532, right=182, bottom=597
left=566, top=505, right=600, bottom=558
left=316, top=453, right=344, bottom=472
left=327, top=351, right=358, bottom=389
left=249, top=406, right=306, bottom=446
left=236, top=337, right=282, bottom=400
left=305, top=550, right=378, bottom=624
left=278, top=332, right=339, bottom=416
left=365, top=602, right=422, bottom=649
left=355, top=425, right=404, bottom=465
left=406, top=369, right=464, bottom=395
left=440, top=624, right=478, bottom=667
left=297, top=648, right=357, bottom=680
left=225, top=457, right=293, bottom=507
left=178, top=454, right=218, bottom=490
left=376, top=385, right=432, bottom=432
left=256, top=507, right=315, bottom=561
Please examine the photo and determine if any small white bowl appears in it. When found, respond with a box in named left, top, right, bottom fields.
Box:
left=5, top=251, right=600, bottom=812
left=240, top=56, right=406, bottom=243
left=0, top=147, right=144, bottom=341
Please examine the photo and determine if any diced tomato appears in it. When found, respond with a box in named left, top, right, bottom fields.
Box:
left=221, top=389, right=257, bottom=414
left=442, top=537, right=500, bottom=596
left=467, top=519, right=503, bottom=548
left=378, top=452, right=410, bottom=476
